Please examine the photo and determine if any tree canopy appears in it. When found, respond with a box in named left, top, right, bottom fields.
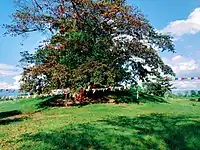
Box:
left=5, top=0, right=175, bottom=92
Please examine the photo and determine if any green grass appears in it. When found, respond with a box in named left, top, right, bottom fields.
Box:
left=0, top=98, right=47, bottom=113
left=0, top=97, right=200, bottom=149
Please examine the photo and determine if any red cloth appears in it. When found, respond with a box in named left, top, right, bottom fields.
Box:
left=62, top=89, right=68, bottom=95
left=79, top=89, right=84, bottom=101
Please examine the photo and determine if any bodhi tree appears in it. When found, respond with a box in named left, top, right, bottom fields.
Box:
left=5, top=0, right=175, bottom=93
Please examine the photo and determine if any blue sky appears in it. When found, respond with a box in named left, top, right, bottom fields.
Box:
left=0, top=0, right=200, bottom=89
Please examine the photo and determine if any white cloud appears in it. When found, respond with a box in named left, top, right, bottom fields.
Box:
left=0, top=64, right=16, bottom=70
left=0, top=64, right=22, bottom=89
left=0, top=82, right=11, bottom=89
left=0, top=71, right=18, bottom=76
left=161, top=8, right=200, bottom=38
left=171, top=55, right=181, bottom=61
left=163, top=56, right=200, bottom=90
left=0, top=63, right=21, bottom=77
left=163, top=55, right=200, bottom=77
left=0, top=75, right=22, bottom=89
left=172, top=80, right=200, bottom=90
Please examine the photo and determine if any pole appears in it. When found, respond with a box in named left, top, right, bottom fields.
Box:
left=136, top=89, right=139, bottom=101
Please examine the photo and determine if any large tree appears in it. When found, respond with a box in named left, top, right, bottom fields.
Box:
left=5, top=0, right=175, bottom=92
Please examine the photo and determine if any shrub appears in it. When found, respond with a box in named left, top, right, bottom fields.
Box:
left=112, top=88, right=139, bottom=104
left=112, top=88, right=166, bottom=104
left=189, top=98, right=196, bottom=102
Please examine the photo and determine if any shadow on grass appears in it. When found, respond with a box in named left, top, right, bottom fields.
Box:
left=112, top=90, right=167, bottom=104
left=139, top=92, right=167, bottom=103
left=0, top=118, right=25, bottom=125
left=0, top=110, right=25, bottom=125
left=37, top=90, right=167, bottom=109
left=37, top=95, right=65, bottom=108
left=0, top=110, right=22, bottom=119
left=37, top=94, right=110, bottom=108
left=36, top=95, right=74, bottom=110
left=19, top=114, right=200, bottom=150
left=102, top=114, right=200, bottom=150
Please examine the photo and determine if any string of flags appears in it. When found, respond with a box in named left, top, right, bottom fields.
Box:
left=1, top=76, right=200, bottom=95
left=0, top=89, right=19, bottom=93
left=164, top=77, right=200, bottom=81
left=0, top=86, right=131, bottom=99
left=0, top=85, right=131, bottom=95
left=1, top=76, right=200, bottom=93
left=51, top=86, right=131, bottom=95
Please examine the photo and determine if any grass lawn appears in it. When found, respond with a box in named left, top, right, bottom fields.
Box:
left=0, top=97, right=200, bottom=149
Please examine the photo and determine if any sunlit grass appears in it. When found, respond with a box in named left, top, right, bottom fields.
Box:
left=0, top=97, right=200, bottom=149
